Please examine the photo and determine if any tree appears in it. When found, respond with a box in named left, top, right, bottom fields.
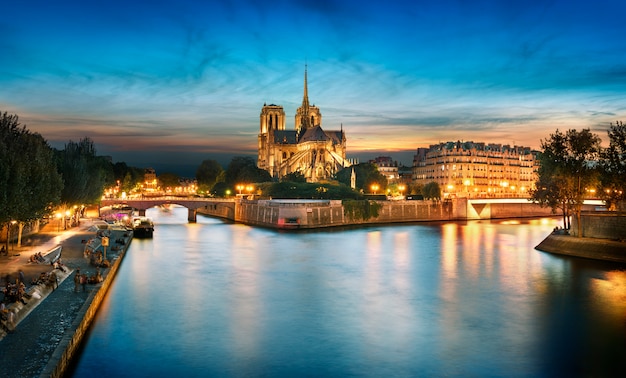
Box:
left=422, top=182, right=441, bottom=201
left=56, top=138, right=111, bottom=206
left=196, top=159, right=224, bottom=192
left=0, top=111, right=63, bottom=249
left=598, top=121, right=626, bottom=212
left=224, top=156, right=272, bottom=185
left=335, top=163, right=387, bottom=193
left=158, top=172, right=180, bottom=191
left=281, top=171, right=307, bottom=183
left=530, top=129, right=601, bottom=233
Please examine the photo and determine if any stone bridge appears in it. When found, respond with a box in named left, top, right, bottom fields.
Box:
left=100, top=197, right=235, bottom=222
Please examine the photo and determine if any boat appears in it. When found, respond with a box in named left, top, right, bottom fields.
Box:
left=131, top=217, right=154, bottom=238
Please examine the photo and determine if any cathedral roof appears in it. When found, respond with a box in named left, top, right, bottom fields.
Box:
left=273, top=130, right=298, bottom=144
left=299, top=125, right=330, bottom=142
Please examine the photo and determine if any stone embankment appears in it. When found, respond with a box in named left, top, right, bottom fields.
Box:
left=0, top=219, right=133, bottom=378
left=198, top=197, right=557, bottom=229
left=536, top=232, right=626, bottom=264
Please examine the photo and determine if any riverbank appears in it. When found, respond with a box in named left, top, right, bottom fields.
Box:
left=0, top=219, right=133, bottom=377
left=535, top=232, right=626, bottom=264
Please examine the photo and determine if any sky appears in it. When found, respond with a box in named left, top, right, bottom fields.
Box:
left=2, top=0, right=626, bottom=176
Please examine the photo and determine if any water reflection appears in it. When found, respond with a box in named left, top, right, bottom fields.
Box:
left=70, top=206, right=626, bottom=377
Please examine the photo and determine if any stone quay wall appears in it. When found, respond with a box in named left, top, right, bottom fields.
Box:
left=570, top=212, right=626, bottom=240
left=198, top=198, right=557, bottom=229
left=40, top=230, right=133, bottom=378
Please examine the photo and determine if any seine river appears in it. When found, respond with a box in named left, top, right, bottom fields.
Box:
left=70, top=206, right=626, bottom=377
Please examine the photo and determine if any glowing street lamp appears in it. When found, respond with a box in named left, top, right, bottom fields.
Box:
left=371, top=183, right=379, bottom=194
left=246, top=185, right=254, bottom=195
left=236, top=184, right=245, bottom=195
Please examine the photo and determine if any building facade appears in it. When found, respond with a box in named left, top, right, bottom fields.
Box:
left=257, top=67, right=348, bottom=182
left=370, top=156, right=399, bottom=182
left=412, top=141, right=539, bottom=198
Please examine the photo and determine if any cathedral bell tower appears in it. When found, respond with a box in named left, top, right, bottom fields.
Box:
left=258, top=103, right=285, bottom=173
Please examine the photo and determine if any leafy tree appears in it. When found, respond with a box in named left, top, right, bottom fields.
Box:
left=158, top=172, right=180, bottom=191
left=258, top=181, right=360, bottom=199
left=335, top=163, right=387, bottom=192
left=112, top=162, right=144, bottom=194
left=0, top=111, right=63, bottom=249
left=56, top=138, right=111, bottom=205
left=422, top=182, right=441, bottom=201
left=196, top=159, right=224, bottom=191
left=598, top=121, right=626, bottom=211
left=530, top=129, right=601, bottom=233
left=224, top=156, right=272, bottom=185
left=281, top=171, right=307, bottom=183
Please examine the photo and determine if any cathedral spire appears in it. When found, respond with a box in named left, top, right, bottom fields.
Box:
left=301, top=64, right=311, bottom=129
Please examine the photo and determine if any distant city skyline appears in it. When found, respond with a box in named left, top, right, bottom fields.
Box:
left=2, top=0, right=625, bottom=176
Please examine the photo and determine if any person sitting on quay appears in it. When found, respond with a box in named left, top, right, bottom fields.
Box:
left=88, top=268, right=103, bottom=284
left=53, top=258, right=68, bottom=273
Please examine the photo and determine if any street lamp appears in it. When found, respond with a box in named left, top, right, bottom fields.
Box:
left=398, top=184, right=406, bottom=198
left=246, top=185, right=254, bottom=195
left=371, top=183, right=379, bottom=195
left=236, top=184, right=244, bottom=195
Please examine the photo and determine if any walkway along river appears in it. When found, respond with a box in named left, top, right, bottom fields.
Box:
left=70, top=205, right=626, bottom=377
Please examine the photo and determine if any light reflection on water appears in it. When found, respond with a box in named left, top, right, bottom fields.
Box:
left=71, top=206, right=626, bottom=377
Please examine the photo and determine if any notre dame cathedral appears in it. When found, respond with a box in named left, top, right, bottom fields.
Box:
left=257, top=67, right=348, bottom=182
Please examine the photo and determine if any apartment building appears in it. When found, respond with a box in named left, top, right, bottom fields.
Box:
left=412, top=141, right=539, bottom=198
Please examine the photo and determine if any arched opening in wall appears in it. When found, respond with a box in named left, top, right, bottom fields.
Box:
left=311, top=115, right=315, bottom=125
left=282, top=152, right=287, bottom=159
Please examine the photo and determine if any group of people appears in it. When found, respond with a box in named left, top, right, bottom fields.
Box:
left=73, top=268, right=103, bottom=292
left=28, top=252, right=46, bottom=263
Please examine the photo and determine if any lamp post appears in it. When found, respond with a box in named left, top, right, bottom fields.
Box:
left=236, top=184, right=244, bottom=195
left=371, top=183, right=379, bottom=195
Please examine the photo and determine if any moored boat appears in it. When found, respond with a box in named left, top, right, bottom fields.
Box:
left=131, top=217, right=154, bottom=238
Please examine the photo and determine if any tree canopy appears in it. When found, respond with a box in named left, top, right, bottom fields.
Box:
left=224, top=156, right=271, bottom=185
left=598, top=121, right=626, bottom=211
left=335, top=163, right=387, bottom=193
left=1, top=111, right=63, bottom=248
left=195, top=159, right=224, bottom=192
left=530, top=128, right=601, bottom=231
left=55, top=138, right=112, bottom=205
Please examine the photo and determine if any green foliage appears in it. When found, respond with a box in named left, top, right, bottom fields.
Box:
left=158, top=172, right=180, bottom=190
left=598, top=121, right=626, bottom=211
left=196, top=159, right=224, bottom=191
left=335, top=163, right=387, bottom=192
left=259, top=181, right=360, bottom=199
left=422, top=182, right=441, bottom=200
left=224, top=156, right=272, bottom=185
left=112, top=162, right=144, bottom=193
left=530, top=128, right=601, bottom=230
left=281, top=171, right=307, bottom=183
left=55, top=138, right=111, bottom=205
left=0, top=111, right=63, bottom=246
left=342, top=200, right=382, bottom=221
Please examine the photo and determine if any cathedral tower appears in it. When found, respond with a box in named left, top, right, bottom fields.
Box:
left=295, top=65, right=322, bottom=133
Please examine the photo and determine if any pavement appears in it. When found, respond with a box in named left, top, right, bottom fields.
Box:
left=0, top=218, right=131, bottom=378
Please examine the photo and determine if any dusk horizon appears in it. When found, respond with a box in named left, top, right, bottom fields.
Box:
left=2, top=0, right=625, bottom=175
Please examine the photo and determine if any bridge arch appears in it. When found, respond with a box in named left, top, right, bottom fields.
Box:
left=100, top=197, right=236, bottom=223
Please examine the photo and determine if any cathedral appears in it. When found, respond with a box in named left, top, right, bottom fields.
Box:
left=257, top=67, right=348, bottom=182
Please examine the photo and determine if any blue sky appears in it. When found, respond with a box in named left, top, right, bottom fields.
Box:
left=2, top=0, right=625, bottom=175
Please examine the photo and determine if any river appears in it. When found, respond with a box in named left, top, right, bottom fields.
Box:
left=70, top=205, right=626, bottom=377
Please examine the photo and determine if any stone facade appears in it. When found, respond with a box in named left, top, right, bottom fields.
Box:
left=413, top=141, right=539, bottom=198
left=257, top=67, right=348, bottom=182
